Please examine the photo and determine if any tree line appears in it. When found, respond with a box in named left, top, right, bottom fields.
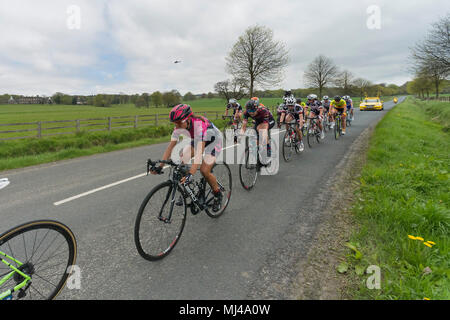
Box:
left=408, top=14, right=449, bottom=98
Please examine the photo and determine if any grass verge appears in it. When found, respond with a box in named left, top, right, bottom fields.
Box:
left=342, top=97, right=449, bottom=300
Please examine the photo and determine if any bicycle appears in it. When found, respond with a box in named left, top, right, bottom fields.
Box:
left=222, top=115, right=242, bottom=144
left=0, top=179, right=77, bottom=300
left=306, top=116, right=322, bottom=148
left=281, top=121, right=303, bottom=162
left=134, top=159, right=232, bottom=261
left=238, top=130, right=276, bottom=191
left=346, top=108, right=353, bottom=127
left=334, top=111, right=344, bottom=140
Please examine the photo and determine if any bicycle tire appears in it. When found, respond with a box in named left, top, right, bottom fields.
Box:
left=334, top=117, right=340, bottom=140
left=134, top=181, right=187, bottom=261
left=282, top=130, right=294, bottom=162
left=205, top=163, right=232, bottom=218
left=239, top=146, right=258, bottom=191
left=0, top=220, right=77, bottom=300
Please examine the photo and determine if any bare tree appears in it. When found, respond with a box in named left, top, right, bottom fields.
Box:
left=410, top=14, right=450, bottom=97
left=352, top=78, right=372, bottom=99
left=334, top=69, right=354, bottom=94
left=304, top=55, right=338, bottom=98
left=226, top=25, right=289, bottom=98
left=214, top=78, right=247, bottom=101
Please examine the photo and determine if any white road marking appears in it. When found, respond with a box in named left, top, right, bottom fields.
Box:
left=53, top=140, right=250, bottom=206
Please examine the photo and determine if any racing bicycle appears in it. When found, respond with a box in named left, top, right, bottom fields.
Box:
left=134, top=159, right=232, bottom=261
left=281, top=120, right=303, bottom=162
left=306, top=116, right=322, bottom=148
left=0, top=179, right=77, bottom=300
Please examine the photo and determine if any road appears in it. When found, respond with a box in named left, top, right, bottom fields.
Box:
left=0, top=97, right=405, bottom=299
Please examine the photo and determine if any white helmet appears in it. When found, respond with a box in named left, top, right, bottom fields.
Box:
left=286, top=96, right=296, bottom=106
left=323, top=96, right=329, bottom=100
left=229, top=98, right=237, bottom=104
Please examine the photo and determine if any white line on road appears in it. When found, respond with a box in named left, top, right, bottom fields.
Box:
left=52, top=141, right=252, bottom=206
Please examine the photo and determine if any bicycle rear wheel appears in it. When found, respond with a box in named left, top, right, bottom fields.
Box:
left=239, top=145, right=258, bottom=191
left=134, top=181, right=187, bottom=261
left=205, top=163, right=232, bottom=218
left=0, top=220, right=77, bottom=300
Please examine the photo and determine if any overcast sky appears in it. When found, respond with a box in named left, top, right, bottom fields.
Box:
left=0, top=0, right=448, bottom=96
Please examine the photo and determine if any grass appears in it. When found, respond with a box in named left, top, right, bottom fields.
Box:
left=344, top=97, right=449, bottom=300
left=0, top=95, right=391, bottom=171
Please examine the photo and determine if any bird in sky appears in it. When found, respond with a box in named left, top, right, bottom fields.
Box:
left=174, top=60, right=182, bottom=64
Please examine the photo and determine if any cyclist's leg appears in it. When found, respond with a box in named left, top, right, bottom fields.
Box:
left=341, top=109, right=347, bottom=131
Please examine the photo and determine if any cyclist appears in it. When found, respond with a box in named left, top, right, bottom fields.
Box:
left=306, top=94, right=325, bottom=139
left=277, top=93, right=294, bottom=127
left=240, top=99, right=275, bottom=161
left=330, top=96, right=347, bottom=135
left=150, top=104, right=224, bottom=211
left=224, top=98, right=243, bottom=124
left=279, top=96, right=305, bottom=151
left=321, top=96, right=332, bottom=127
left=343, top=95, right=354, bottom=121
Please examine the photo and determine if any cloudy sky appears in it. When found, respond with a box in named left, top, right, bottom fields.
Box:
left=0, top=0, right=448, bottom=96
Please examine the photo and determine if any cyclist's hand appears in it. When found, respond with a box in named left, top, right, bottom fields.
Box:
left=180, top=173, right=193, bottom=185
left=150, top=166, right=163, bottom=175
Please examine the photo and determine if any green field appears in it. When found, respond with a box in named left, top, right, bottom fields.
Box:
left=345, top=97, right=449, bottom=300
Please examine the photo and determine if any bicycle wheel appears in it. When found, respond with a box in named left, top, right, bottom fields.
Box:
left=205, top=163, right=232, bottom=218
left=334, top=117, right=340, bottom=140
left=307, top=124, right=316, bottom=147
left=0, top=220, right=77, bottom=300
left=134, top=181, right=187, bottom=261
left=239, top=145, right=258, bottom=191
left=282, top=130, right=294, bottom=162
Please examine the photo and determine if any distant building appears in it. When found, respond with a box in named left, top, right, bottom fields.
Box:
left=8, top=96, right=16, bottom=104
left=10, top=96, right=53, bottom=104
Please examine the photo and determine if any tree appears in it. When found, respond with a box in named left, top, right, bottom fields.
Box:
left=214, top=78, right=247, bottom=101
left=183, top=92, right=196, bottom=101
left=94, top=94, right=112, bottom=107
left=352, top=78, right=372, bottom=99
left=334, top=69, right=354, bottom=94
left=151, top=91, right=163, bottom=107
left=226, top=25, right=289, bottom=97
left=162, top=91, right=181, bottom=108
left=304, top=55, right=339, bottom=98
left=135, top=93, right=150, bottom=108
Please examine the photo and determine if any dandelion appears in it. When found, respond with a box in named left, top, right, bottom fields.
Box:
left=408, top=235, right=417, bottom=240
left=426, top=241, right=436, bottom=245
left=424, top=242, right=433, bottom=248
left=415, top=237, right=424, bottom=241
left=424, top=297, right=431, bottom=300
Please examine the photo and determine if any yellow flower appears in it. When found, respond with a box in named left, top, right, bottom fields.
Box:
left=416, top=237, right=424, bottom=241
left=408, top=235, right=417, bottom=240
left=426, top=241, right=436, bottom=245
left=424, top=297, right=431, bottom=300
left=424, top=242, right=432, bottom=248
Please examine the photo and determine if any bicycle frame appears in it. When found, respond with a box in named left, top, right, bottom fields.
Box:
left=0, top=251, right=31, bottom=300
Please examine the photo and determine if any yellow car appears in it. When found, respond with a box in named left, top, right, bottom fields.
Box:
left=360, top=97, right=384, bottom=111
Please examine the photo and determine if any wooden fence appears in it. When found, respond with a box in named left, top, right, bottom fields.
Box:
left=0, top=111, right=229, bottom=141
left=420, top=96, right=450, bottom=102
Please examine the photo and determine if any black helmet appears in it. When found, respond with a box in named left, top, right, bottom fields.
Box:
left=334, top=96, right=341, bottom=102
left=245, top=99, right=258, bottom=110
left=296, top=98, right=302, bottom=104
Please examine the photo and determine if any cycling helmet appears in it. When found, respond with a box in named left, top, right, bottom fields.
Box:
left=170, top=104, right=192, bottom=122
left=323, top=96, right=329, bottom=100
left=286, top=96, right=296, bottom=106
left=245, top=99, right=259, bottom=111
left=334, top=96, right=341, bottom=102
left=296, top=98, right=302, bottom=104
left=250, top=97, right=259, bottom=105
left=229, top=98, right=237, bottom=104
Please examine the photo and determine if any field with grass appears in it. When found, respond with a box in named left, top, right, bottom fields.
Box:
left=345, top=97, right=449, bottom=300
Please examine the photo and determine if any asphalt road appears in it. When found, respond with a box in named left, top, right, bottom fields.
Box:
left=0, top=97, right=405, bottom=299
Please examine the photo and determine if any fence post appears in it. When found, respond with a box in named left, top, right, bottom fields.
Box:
left=155, top=114, right=158, bottom=126
left=76, top=120, right=80, bottom=133
left=37, top=121, right=42, bottom=138
left=134, top=115, right=138, bottom=129
left=108, top=117, right=112, bottom=131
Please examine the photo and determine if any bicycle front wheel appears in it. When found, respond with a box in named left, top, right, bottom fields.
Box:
left=134, top=181, right=187, bottom=261
left=282, top=130, right=294, bottom=162
left=0, top=220, right=77, bottom=300
left=239, top=146, right=258, bottom=191
left=334, top=118, right=340, bottom=140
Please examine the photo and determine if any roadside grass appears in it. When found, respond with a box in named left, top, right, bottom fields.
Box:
left=343, top=97, right=449, bottom=300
